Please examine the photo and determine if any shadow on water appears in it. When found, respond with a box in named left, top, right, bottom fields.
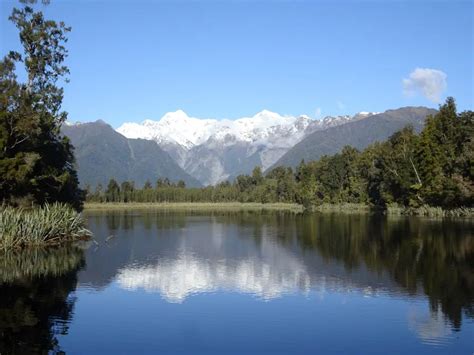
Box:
left=0, top=247, right=86, bottom=354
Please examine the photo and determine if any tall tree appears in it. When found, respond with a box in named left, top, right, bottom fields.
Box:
left=0, top=1, right=84, bottom=209
left=416, top=97, right=473, bottom=206
left=105, top=179, right=120, bottom=202
left=379, top=127, right=421, bottom=206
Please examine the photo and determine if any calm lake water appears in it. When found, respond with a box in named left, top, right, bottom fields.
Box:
left=1, top=210, right=473, bottom=354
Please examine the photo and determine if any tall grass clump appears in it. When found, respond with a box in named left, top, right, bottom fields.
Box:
left=386, top=203, right=474, bottom=218
left=0, top=203, right=92, bottom=249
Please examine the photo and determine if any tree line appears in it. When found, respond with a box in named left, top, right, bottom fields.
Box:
left=88, top=97, right=473, bottom=210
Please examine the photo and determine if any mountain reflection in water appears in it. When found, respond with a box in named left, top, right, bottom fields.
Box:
left=1, top=210, right=472, bottom=354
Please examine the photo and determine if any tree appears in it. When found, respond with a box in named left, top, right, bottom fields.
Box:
left=416, top=98, right=473, bottom=207
left=0, top=1, right=84, bottom=210
left=120, top=180, right=135, bottom=202
left=105, top=179, right=120, bottom=202
left=156, top=177, right=171, bottom=189
left=379, top=127, right=421, bottom=206
left=94, top=183, right=104, bottom=202
left=251, top=166, right=264, bottom=185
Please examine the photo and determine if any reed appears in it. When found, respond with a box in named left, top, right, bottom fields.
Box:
left=0, top=203, right=92, bottom=249
left=309, top=203, right=373, bottom=214
left=386, top=204, right=474, bottom=218
left=84, top=202, right=304, bottom=212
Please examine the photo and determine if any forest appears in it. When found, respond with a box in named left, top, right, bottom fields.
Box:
left=87, top=97, right=473, bottom=212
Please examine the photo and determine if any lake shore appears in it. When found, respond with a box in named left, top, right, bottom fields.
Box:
left=84, top=202, right=474, bottom=217
left=84, top=202, right=305, bottom=212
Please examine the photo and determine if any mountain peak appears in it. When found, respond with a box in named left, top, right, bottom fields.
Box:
left=252, top=109, right=281, bottom=119
left=95, top=119, right=109, bottom=125
left=353, top=111, right=380, bottom=118
left=160, top=110, right=191, bottom=123
left=254, top=109, right=280, bottom=117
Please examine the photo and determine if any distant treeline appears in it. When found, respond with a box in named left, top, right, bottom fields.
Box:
left=87, top=98, right=473, bottom=210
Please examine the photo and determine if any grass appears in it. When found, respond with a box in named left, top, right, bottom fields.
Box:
left=309, top=203, right=374, bottom=214
left=0, top=203, right=92, bottom=250
left=308, top=202, right=473, bottom=218
left=84, top=201, right=473, bottom=218
left=386, top=204, right=474, bottom=218
left=84, top=202, right=304, bottom=213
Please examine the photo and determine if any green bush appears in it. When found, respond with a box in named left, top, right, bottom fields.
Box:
left=0, top=203, right=91, bottom=249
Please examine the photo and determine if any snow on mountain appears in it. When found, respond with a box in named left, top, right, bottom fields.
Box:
left=63, top=120, right=83, bottom=127
left=117, top=109, right=312, bottom=149
left=116, top=110, right=375, bottom=185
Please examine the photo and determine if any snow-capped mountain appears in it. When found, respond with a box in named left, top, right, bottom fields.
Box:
left=118, top=110, right=313, bottom=149
left=117, top=110, right=375, bottom=185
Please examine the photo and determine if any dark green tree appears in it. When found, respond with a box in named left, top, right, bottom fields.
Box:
left=251, top=166, right=264, bottom=185
left=0, top=1, right=84, bottom=209
left=416, top=98, right=473, bottom=207
left=105, top=179, right=120, bottom=202
left=120, top=180, right=135, bottom=202
left=378, top=127, right=421, bottom=206
left=143, top=180, right=152, bottom=190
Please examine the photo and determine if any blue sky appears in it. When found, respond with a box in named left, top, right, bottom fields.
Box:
left=1, top=0, right=472, bottom=127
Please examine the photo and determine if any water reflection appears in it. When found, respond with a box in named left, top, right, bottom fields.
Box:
left=117, top=249, right=310, bottom=302
left=1, top=211, right=472, bottom=353
left=409, top=308, right=455, bottom=347
left=82, top=210, right=473, bottom=332
left=0, top=247, right=85, bottom=354
left=295, top=214, right=474, bottom=330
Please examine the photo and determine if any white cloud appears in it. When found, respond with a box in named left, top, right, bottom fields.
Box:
left=403, top=68, right=447, bottom=103
left=315, top=107, right=322, bottom=118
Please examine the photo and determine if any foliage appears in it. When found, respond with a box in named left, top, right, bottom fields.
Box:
left=0, top=1, right=84, bottom=210
left=0, top=203, right=91, bottom=249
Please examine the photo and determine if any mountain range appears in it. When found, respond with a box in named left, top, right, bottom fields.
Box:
left=117, top=110, right=378, bottom=185
left=272, top=107, right=437, bottom=169
left=62, top=120, right=201, bottom=188
left=63, top=106, right=436, bottom=187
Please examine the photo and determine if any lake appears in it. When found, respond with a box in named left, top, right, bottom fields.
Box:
left=1, top=210, right=473, bottom=354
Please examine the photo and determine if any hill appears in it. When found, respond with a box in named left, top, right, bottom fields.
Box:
left=62, top=120, right=201, bottom=188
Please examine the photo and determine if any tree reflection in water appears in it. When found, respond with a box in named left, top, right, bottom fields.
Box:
left=0, top=247, right=85, bottom=354
left=294, top=214, right=474, bottom=330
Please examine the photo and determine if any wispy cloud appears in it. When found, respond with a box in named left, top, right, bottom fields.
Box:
left=315, top=107, right=322, bottom=118
left=336, top=101, right=345, bottom=110
left=403, top=68, right=447, bottom=103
